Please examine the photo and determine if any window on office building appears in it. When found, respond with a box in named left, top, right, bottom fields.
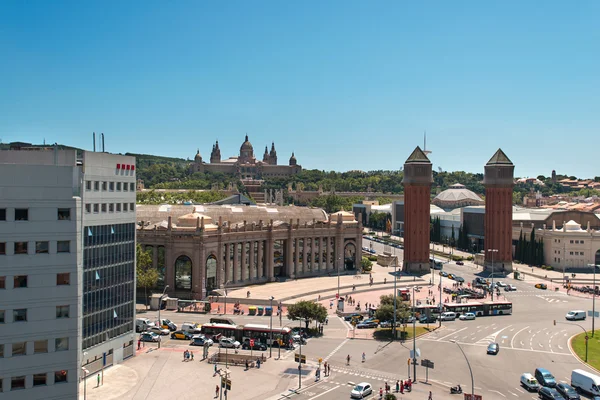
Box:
left=54, top=370, right=68, bottom=384
left=14, top=242, right=28, bottom=254
left=0, top=344, right=3, bottom=357
left=15, top=209, right=28, bottom=221
left=36, top=241, right=49, bottom=254
left=13, top=276, right=27, bottom=288
left=0, top=310, right=4, bottom=322
left=93, top=204, right=99, bottom=213
left=102, top=181, right=107, bottom=191
left=130, top=182, right=135, bottom=191
left=57, top=241, right=70, bottom=253
left=123, top=183, right=128, bottom=191
left=94, top=181, right=99, bottom=191
left=0, top=208, right=5, bottom=221
left=109, top=182, right=114, bottom=191
left=582, top=240, right=585, bottom=244
left=101, top=203, right=107, bottom=213
left=123, top=203, right=128, bottom=212
left=58, top=208, right=71, bottom=220
left=0, top=278, right=4, bottom=289
left=85, top=204, right=91, bottom=213
left=34, top=340, right=48, bottom=353
left=56, top=305, right=70, bottom=318
left=11, top=376, right=25, bottom=390
left=116, top=182, right=121, bottom=191
left=33, top=373, right=46, bottom=386
left=13, top=309, right=27, bottom=322
left=57, top=273, right=70, bottom=285
left=109, top=203, right=114, bottom=212
left=0, top=242, right=5, bottom=255
left=86, top=181, right=92, bottom=191
left=12, top=342, right=26, bottom=356
left=570, top=251, right=574, bottom=255
left=116, top=203, right=121, bottom=212
left=55, top=337, right=69, bottom=351
left=130, top=203, right=135, bottom=211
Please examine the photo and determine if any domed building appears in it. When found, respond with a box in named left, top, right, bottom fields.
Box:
left=190, top=135, right=302, bottom=179
left=432, top=183, right=484, bottom=210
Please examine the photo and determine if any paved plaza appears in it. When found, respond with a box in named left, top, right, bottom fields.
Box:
left=81, top=238, right=600, bottom=399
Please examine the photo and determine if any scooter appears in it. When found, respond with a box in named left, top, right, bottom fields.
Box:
left=450, top=386, right=463, bottom=394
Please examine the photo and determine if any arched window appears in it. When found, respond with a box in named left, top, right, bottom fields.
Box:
left=206, top=255, right=217, bottom=293
left=596, top=249, right=600, bottom=267
left=344, top=242, right=356, bottom=270
left=157, top=246, right=166, bottom=289
left=175, top=255, right=192, bottom=290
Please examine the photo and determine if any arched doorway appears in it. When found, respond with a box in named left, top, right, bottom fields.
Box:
left=596, top=249, right=600, bottom=267
left=206, top=255, right=217, bottom=294
left=344, top=242, right=356, bottom=270
left=175, top=255, right=192, bottom=291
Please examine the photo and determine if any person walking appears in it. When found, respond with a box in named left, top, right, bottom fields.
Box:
left=256, top=358, right=261, bottom=369
left=400, top=379, right=404, bottom=394
left=379, top=387, right=383, bottom=399
left=190, top=351, right=194, bottom=361
left=324, top=362, right=328, bottom=376
left=395, top=380, right=400, bottom=393
left=362, top=352, right=366, bottom=363
left=346, top=354, right=351, bottom=365
left=428, top=390, right=433, bottom=400
left=97, top=373, right=100, bottom=387
left=215, top=385, right=219, bottom=398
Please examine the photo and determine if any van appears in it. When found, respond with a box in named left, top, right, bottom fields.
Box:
left=439, top=312, right=456, bottom=321
left=520, top=373, right=540, bottom=391
left=571, top=369, right=600, bottom=396
left=181, top=322, right=201, bottom=334
left=535, top=368, right=557, bottom=388
left=135, top=318, right=154, bottom=333
left=565, top=310, right=586, bottom=321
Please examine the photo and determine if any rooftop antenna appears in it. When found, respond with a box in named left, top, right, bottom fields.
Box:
left=101, top=133, right=105, bottom=152
left=423, top=131, right=432, bottom=156
left=93, top=132, right=96, bottom=152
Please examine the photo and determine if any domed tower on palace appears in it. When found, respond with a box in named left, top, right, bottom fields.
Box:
left=289, top=152, right=297, bottom=166
left=210, top=141, right=221, bottom=163
left=194, top=149, right=202, bottom=163
left=483, top=149, right=515, bottom=273
left=269, top=142, right=278, bottom=165
left=262, top=146, right=269, bottom=163
left=402, top=146, right=433, bottom=273
left=239, top=135, right=255, bottom=164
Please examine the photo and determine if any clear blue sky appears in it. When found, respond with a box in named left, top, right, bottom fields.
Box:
left=1, top=1, right=598, bottom=178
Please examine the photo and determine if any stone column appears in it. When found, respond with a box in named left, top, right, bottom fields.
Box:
left=194, top=238, right=203, bottom=300
left=295, top=238, right=301, bottom=275
left=225, top=243, right=231, bottom=285
left=257, top=240, right=263, bottom=279
left=232, top=242, right=239, bottom=283
left=286, top=236, right=294, bottom=278
left=152, top=246, right=158, bottom=269
left=326, top=235, right=331, bottom=270
left=318, top=236, right=323, bottom=272
left=303, top=237, right=309, bottom=274
left=165, top=240, right=174, bottom=294
left=217, top=239, right=224, bottom=289
left=266, top=222, right=274, bottom=281
left=249, top=241, right=255, bottom=281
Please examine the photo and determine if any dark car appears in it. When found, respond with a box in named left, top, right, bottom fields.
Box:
left=439, top=271, right=449, bottom=277
left=356, top=321, right=378, bottom=329
left=419, top=315, right=437, bottom=324
left=242, top=341, right=267, bottom=351
left=487, top=342, right=499, bottom=355
left=456, top=261, right=464, bottom=266
left=535, top=368, right=557, bottom=388
left=556, top=383, right=580, bottom=400
left=344, top=314, right=364, bottom=322
left=539, top=387, right=563, bottom=400
left=455, top=276, right=465, bottom=283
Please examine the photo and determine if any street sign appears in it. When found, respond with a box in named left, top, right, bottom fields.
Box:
left=420, top=359, right=434, bottom=369
left=250, top=339, right=255, bottom=347
left=294, top=353, right=306, bottom=364
left=464, top=394, right=482, bottom=400
left=409, top=349, right=421, bottom=358
left=221, top=378, right=232, bottom=390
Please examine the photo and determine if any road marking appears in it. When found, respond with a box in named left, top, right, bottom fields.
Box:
left=489, top=389, right=506, bottom=397
left=508, top=390, right=518, bottom=396
left=324, top=339, right=349, bottom=361
left=511, top=326, right=530, bottom=348
left=558, top=345, right=563, bottom=350
left=438, top=327, right=468, bottom=341
left=514, top=387, right=524, bottom=393
left=539, top=343, right=543, bottom=348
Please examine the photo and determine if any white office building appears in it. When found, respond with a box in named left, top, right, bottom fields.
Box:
left=0, top=149, right=137, bottom=399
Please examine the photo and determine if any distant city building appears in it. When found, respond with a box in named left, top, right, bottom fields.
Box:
left=432, top=183, right=484, bottom=210
left=536, top=220, right=600, bottom=269
left=189, top=135, right=302, bottom=179
left=0, top=149, right=136, bottom=397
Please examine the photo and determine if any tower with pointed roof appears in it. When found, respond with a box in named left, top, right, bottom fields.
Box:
left=289, top=152, right=297, bottom=166
left=402, top=146, right=433, bottom=272
left=269, top=142, right=278, bottom=165
left=262, top=146, right=270, bottom=163
left=239, top=135, right=255, bottom=163
left=210, top=141, right=221, bottom=163
left=483, top=148, right=515, bottom=272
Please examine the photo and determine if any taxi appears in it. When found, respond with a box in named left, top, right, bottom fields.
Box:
left=535, top=283, right=548, bottom=290
left=170, top=330, right=192, bottom=340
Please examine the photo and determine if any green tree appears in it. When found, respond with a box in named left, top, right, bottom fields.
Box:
left=384, top=394, right=397, bottom=400
left=136, top=244, right=159, bottom=309
left=361, top=256, right=373, bottom=272
left=375, top=304, right=395, bottom=322
left=287, top=300, right=328, bottom=329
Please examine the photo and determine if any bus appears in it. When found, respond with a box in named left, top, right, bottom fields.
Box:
left=209, top=317, right=236, bottom=326
left=443, top=301, right=512, bottom=317
left=200, top=323, right=238, bottom=340
left=241, top=324, right=292, bottom=347
left=413, top=304, right=442, bottom=319
left=429, top=257, right=443, bottom=270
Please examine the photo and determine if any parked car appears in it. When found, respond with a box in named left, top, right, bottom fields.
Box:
left=475, top=277, right=487, bottom=285
left=140, top=332, right=161, bottom=342
left=379, top=321, right=392, bottom=328
left=439, top=312, right=456, bottom=321
left=219, top=337, right=241, bottom=349
left=456, top=261, right=464, bottom=266
left=556, top=382, right=580, bottom=399
left=447, top=274, right=456, bottom=280
left=459, top=312, right=476, bottom=321
left=439, top=271, right=449, bottom=277
left=242, top=340, right=267, bottom=351
left=455, top=276, right=465, bottom=283
left=147, top=326, right=170, bottom=335
left=160, top=319, right=178, bottom=331
left=171, top=330, right=193, bottom=340
left=357, top=321, right=378, bottom=329
left=538, top=387, right=564, bottom=400
left=350, top=382, right=373, bottom=399
left=191, top=335, right=214, bottom=346
left=344, top=314, right=364, bottom=322
left=565, top=310, right=586, bottom=321
left=521, top=373, right=540, bottom=392
left=535, top=283, right=548, bottom=290
left=535, top=368, right=557, bottom=388
left=504, top=285, right=517, bottom=291
left=487, top=342, right=499, bottom=355
left=496, top=281, right=507, bottom=287
left=419, top=315, right=437, bottom=324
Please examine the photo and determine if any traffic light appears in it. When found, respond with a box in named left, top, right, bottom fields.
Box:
left=221, top=378, right=232, bottom=390
left=553, top=320, right=556, bottom=326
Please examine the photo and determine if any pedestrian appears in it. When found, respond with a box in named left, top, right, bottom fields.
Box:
left=245, top=360, right=249, bottom=370
left=215, top=385, right=219, bottom=398
left=214, top=363, right=218, bottom=376
left=395, top=380, right=400, bottom=393
left=325, top=317, right=329, bottom=325
left=400, top=379, right=404, bottom=394
left=385, top=382, right=389, bottom=393
left=346, top=354, right=351, bottom=365
left=330, top=301, right=333, bottom=309
left=428, top=390, right=433, bottom=399
left=379, top=387, right=383, bottom=398
left=137, top=338, right=141, bottom=350
left=327, top=363, right=330, bottom=376
left=190, top=351, right=194, bottom=361
left=362, top=352, right=366, bottom=363
left=224, top=389, right=227, bottom=399
left=97, top=373, right=100, bottom=387
left=257, top=358, right=261, bottom=369
left=324, top=361, right=328, bottom=376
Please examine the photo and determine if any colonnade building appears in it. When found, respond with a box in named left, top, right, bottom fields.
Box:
left=136, top=205, right=362, bottom=299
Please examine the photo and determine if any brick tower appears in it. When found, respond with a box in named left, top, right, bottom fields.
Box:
left=483, top=149, right=515, bottom=273
left=402, top=146, right=433, bottom=273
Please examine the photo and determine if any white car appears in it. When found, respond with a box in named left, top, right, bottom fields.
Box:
left=147, top=326, right=170, bottom=335
left=219, top=337, right=241, bottom=349
left=459, top=312, right=476, bottom=321
left=496, top=281, right=507, bottom=287
left=504, top=284, right=517, bottom=292
left=350, top=382, right=373, bottom=398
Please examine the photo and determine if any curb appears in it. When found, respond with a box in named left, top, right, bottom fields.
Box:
left=568, top=332, right=600, bottom=375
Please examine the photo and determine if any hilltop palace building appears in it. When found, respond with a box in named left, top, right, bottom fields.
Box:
left=189, top=135, right=301, bottom=179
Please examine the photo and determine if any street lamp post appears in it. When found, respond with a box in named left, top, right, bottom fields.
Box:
left=487, top=249, right=498, bottom=301
left=411, top=286, right=417, bottom=382
left=82, top=351, right=89, bottom=400
left=393, top=255, right=397, bottom=340
left=588, top=264, right=599, bottom=337
left=298, top=319, right=303, bottom=390
left=269, top=296, right=274, bottom=358
left=157, top=285, right=169, bottom=348
left=451, top=340, right=474, bottom=398
left=555, top=319, right=588, bottom=362
left=223, top=281, right=231, bottom=315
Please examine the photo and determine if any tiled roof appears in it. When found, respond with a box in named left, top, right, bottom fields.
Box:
left=405, top=146, right=431, bottom=164
left=486, top=148, right=513, bottom=166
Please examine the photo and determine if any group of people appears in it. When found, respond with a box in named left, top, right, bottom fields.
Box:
left=183, top=350, right=194, bottom=361
left=377, top=379, right=413, bottom=398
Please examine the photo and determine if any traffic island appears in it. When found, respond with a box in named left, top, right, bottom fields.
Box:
left=208, top=351, right=267, bottom=368
left=373, top=326, right=435, bottom=341
left=571, top=331, right=600, bottom=371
